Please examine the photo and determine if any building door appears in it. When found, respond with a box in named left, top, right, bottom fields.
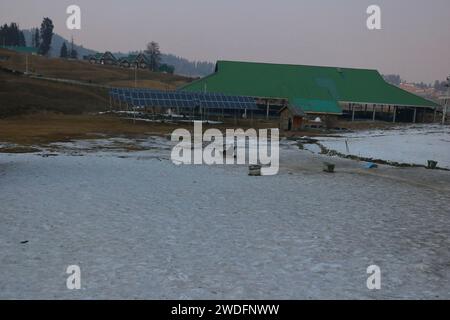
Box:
left=288, top=118, right=292, bottom=131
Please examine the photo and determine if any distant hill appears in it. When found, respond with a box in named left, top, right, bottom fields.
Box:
left=161, top=54, right=214, bottom=78
left=22, top=30, right=97, bottom=59
left=22, top=30, right=214, bottom=77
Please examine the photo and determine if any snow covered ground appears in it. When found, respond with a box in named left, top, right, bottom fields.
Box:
left=1, top=137, right=450, bottom=299
left=315, top=125, right=450, bottom=169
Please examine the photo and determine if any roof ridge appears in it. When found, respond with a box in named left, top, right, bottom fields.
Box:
left=217, top=60, right=379, bottom=72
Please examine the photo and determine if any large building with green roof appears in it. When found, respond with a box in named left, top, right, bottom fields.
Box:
left=180, top=60, right=439, bottom=122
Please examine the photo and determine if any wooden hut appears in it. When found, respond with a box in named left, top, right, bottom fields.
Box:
left=280, top=105, right=305, bottom=131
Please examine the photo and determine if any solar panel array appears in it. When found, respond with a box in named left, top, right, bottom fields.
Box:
left=109, top=88, right=259, bottom=110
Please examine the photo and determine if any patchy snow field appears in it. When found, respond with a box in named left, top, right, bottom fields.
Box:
left=1, top=137, right=450, bottom=300
left=316, top=125, right=450, bottom=169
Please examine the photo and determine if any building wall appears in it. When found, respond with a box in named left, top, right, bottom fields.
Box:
left=293, top=116, right=303, bottom=129
left=280, top=109, right=290, bottom=130
left=280, top=109, right=303, bottom=131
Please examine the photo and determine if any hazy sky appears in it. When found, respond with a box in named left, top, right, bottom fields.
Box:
left=1, top=0, right=449, bottom=82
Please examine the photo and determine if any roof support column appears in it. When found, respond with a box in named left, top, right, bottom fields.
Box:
left=392, top=106, right=397, bottom=123
left=413, top=107, right=417, bottom=123
left=266, top=100, right=270, bottom=120
left=443, top=104, right=448, bottom=125
left=351, top=104, right=355, bottom=122
left=372, top=104, right=376, bottom=122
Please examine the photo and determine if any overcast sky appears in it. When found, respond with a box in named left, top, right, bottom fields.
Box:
left=1, top=0, right=449, bottom=83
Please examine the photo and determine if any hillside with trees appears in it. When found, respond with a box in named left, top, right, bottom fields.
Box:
left=25, top=29, right=215, bottom=77
left=0, top=23, right=26, bottom=47
left=4, top=18, right=215, bottom=77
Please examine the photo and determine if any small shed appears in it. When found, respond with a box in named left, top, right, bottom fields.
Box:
left=280, top=105, right=305, bottom=131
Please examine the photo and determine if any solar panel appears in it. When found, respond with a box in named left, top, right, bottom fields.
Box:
left=109, top=88, right=259, bottom=110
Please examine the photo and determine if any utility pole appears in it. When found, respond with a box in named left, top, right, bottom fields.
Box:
left=70, top=36, right=74, bottom=59
left=442, top=75, right=450, bottom=125
left=443, top=102, right=448, bottom=125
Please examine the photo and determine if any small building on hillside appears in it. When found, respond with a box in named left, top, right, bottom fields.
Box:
left=119, top=53, right=151, bottom=69
left=118, top=55, right=136, bottom=68
left=100, top=52, right=117, bottom=65
left=88, top=53, right=102, bottom=64
left=88, top=52, right=117, bottom=65
left=280, top=105, right=305, bottom=131
left=135, top=53, right=150, bottom=69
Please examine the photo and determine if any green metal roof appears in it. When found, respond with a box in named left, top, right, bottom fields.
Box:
left=180, top=60, right=439, bottom=113
left=292, top=98, right=342, bottom=114
left=283, top=104, right=306, bottom=117
left=1, top=46, right=38, bottom=54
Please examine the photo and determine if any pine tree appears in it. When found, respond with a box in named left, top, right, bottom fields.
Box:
left=18, top=31, right=26, bottom=47
left=9, top=23, right=19, bottom=46
left=0, top=23, right=27, bottom=47
left=0, top=24, right=7, bottom=46
left=60, top=42, right=68, bottom=58
left=70, top=48, right=78, bottom=59
left=69, top=36, right=78, bottom=59
left=145, top=41, right=161, bottom=72
left=38, top=17, right=54, bottom=56
left=33, top=28, right=40, bottom=48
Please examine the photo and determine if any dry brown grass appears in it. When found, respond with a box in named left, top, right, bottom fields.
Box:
left=0, top=70, right=109, bottom=117
left=0, top=48, right=193, bottom=118
left=0, top=113, right=281, bottom=146
left=0, top=114, right=176, bottom=145
left=107, top=79, right=184, bottom=90
left=0, top=48, right=191, bottom=88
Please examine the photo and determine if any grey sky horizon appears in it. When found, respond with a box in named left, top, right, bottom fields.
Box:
left=1, top=0, right=449, bottom=83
